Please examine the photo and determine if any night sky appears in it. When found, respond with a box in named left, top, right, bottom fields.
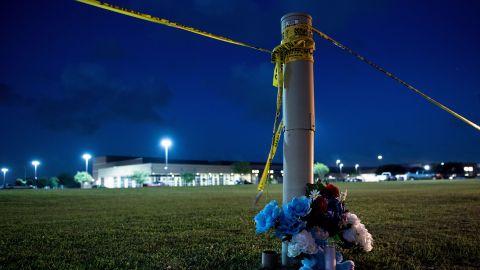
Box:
left=1, top=0, right=479, bottom=179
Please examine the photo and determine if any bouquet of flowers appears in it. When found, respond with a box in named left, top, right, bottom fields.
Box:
left=254, top=181, right=373, bottom=270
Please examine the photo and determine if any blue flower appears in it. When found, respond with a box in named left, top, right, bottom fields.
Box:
left=300, top=257, right=317, bottom=270
left=254, top=200, right=281, bottom=234
left=275, top=211, right=306, bottom=238
left=284, top=196, right=311, bottom=218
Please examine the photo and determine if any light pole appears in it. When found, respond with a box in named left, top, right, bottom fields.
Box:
left=31, top=160, right=40, bottom=180
left=161, top=138, right=172, bottom=170
left=355, top=164, right=359, bottom=175
left=377, top=155, right=383, bottom=168
left=339, top=163, right=344, bottom=175
left=1, top=168, right=8, bottom=189
left=336, top=159, right=341, bottom=174
left=82, top=153, right=92, bottom=173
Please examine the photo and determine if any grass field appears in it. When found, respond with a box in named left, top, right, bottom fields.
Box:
left=1, top=180, right=479, bottom=270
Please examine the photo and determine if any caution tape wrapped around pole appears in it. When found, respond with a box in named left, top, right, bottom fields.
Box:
left=255, top=23, right=315, bottom=204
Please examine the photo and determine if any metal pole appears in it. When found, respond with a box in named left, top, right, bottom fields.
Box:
left=164, top=146, right=169, bottom=170
left=280, top=13, right=315, bottom=266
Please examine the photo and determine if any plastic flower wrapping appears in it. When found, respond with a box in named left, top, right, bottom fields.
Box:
left=254, top=182, right=373, bottom=270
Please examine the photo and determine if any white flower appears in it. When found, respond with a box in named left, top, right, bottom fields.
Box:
left=309, top=189, right=320, bottom=201
left=343, top=212, right=374, bottom=252
left=356, top=224, right=373, bottom=252
left=287, top=230, right=318, bottom=257
left=345, top=212, right=360, bottom=226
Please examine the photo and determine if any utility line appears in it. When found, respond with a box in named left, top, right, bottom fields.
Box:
left=312, top=27, right=480, bottom=131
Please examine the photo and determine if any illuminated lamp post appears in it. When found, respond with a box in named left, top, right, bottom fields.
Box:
left=355, top=164, right=359, bottom=174
left=161, top=138, right=172, bottom=170
left=1, top=168, right=8, bottom=189
left=31, top=160, right=40, bottom=180
left=82, top=153, right=92, bottom=173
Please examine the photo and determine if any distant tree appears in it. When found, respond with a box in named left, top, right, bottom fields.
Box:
left=58, top=173, right=77, bottom=188
left=74, top=171, right=93, bottom=186
left=233, top=161, right=251, bottom=175
left=37, top=178, right=49, bottom=188
left=181, top=172, right=195, bottom=186
left=25, top=178, right=35, bottom=186
left=375, top=164, right=406, bottom=175
left=36, top=177, right=60, bottom=188
left=15, top=178, right=27, bottom=186
left=131, top=171, right=150, bottom=186
left=313, top=162, right=329, bottom=181
left=233, top=161, right=251, bottom=183
left=49, top=177, right=59, bottom=188
left=434, top=162, right=463, bottom=178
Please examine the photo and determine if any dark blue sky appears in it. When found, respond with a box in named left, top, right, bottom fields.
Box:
left=1, top=0, right=479, bottom=179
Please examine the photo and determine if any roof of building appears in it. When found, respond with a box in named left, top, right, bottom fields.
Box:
left=94, top=155, right=282, bottom=167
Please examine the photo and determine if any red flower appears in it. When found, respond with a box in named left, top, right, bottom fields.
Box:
left=303, top=196, right=328, bottom=227
left=324, top=183, right=340, bottom=198
left=313, top=196, right=328, bottom=214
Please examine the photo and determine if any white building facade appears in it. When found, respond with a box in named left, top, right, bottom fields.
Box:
left=93, top=156, right=283, bottom=188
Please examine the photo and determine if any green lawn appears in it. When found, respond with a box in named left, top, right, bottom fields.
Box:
left=0, top=180, right=479, bottom=269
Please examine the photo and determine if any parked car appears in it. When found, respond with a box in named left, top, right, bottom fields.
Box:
left=345, top=176, right=365, bottom=182
left=404, top=170, right=436, bottom=180
left=5, top=184, right=35, bottom=189
left=376, top=172, right=396, bottom=181
left=144, top=182, right=167, bottom=187
left=448, top=174, right=465, bottom=180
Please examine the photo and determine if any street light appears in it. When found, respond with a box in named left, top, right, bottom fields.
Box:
left=82, top=153, right=92, bottom=173
left=424, top=165, right=431, bottom=171
left=31, top=160, right=40, bottom=180
left=377, top=155, right=383, bottom=161
left=336, top=159, right=341, bottom=173
left=355, top=164, right=359, bottom=174
left=160, top=138, right=172, bottom=170
left=1, top=168, right=8, bottom=189
left=339, top=163, right=344, bottom=175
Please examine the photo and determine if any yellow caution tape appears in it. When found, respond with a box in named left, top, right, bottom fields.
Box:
left=312, top=27, right=480, bottom=132
left=271, top=24, right=315, bottom=87
left=76, top=0, right=271, bottom=54
left=257, top=120, right=283, bottom=193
